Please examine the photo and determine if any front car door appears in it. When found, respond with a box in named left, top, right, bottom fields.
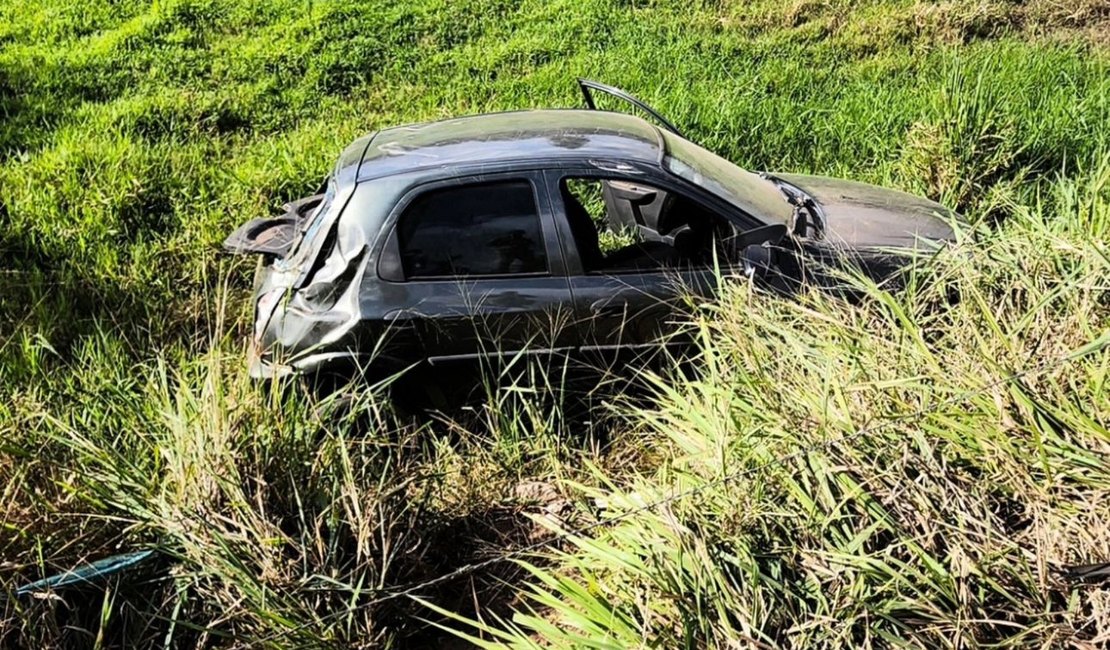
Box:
left=375, top=172, right=577, bottom=367
left=543, top=167, right=754, bottom=354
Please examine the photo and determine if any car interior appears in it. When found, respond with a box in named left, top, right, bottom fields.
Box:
left=560, top=177, right=733, bottom=272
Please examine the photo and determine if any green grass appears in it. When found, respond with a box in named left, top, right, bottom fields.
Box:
left=2, top=0, right=1109, bottom=646
left=435, top=165, right=1110, bottom=647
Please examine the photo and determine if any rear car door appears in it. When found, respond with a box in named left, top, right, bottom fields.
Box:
left=375, top=173, right=576, bottom=366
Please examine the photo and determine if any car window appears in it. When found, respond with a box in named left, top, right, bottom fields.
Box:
left=396, top=180, right=547, bottom=279
left=560, top=177, right=733, bottom=274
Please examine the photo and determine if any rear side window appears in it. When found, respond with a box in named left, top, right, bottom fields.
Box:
left=396, top=181, right=547, bottom=279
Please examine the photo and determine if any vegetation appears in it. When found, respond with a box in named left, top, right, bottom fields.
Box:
left=1, top=0, right=1108, bottom=647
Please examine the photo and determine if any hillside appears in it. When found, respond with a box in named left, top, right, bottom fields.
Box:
left=2, top=0, right=1109, bottom=647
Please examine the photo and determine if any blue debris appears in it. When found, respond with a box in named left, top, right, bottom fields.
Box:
left=16, top=550, right=157, bottom=596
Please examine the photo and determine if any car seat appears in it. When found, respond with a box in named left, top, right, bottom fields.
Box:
left=561, top=184, right=605, bottom=270
left=661, top=199, right=716, bottom=264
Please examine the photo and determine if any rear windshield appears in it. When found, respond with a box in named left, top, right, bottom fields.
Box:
left=660, top=132, right=793, bottom=225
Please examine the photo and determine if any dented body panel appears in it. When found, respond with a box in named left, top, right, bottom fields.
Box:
left=226, top=105, right=961, bottom=380
left=775, top=173, right=958, bottom=248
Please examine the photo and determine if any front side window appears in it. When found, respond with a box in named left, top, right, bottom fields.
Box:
left=397, top=180, right=547, bottom=279
left=560, top=177, right=731, bottom=273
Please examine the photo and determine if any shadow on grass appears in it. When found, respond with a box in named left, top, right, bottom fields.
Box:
left=0, top=224, right=233, bottom=384
left=289, top=355, right=677, bottom=645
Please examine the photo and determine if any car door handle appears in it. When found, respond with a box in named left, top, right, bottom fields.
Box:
left=383, top=309, right=421, bottom=331
left=590, top=292, right=637, bottom=316
left=592, top=304, right=627, bottom=317
left=591, top=286, right=653, bottom=310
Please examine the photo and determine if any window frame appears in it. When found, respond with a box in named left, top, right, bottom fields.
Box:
left=377, top=172, right=563, bottom=283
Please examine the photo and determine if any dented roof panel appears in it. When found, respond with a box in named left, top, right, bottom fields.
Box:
left=334, top=133, right=374, bottom=184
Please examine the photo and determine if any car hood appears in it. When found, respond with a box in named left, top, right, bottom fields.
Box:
left=773, top=173, right=960, bottom=249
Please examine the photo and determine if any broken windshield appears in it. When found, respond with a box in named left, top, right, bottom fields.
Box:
left=660, top=132, right=793, bottom=226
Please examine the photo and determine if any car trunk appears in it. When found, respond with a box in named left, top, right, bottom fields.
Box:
left=222, top=193, right=325, bottom=259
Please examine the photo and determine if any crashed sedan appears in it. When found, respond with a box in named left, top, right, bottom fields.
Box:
left=225, top=80, right=959, bottom=381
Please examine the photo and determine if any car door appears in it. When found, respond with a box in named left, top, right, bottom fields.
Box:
left=375, top=172, right=577, bottom=366
left=543, top=168, right=744, bottom=353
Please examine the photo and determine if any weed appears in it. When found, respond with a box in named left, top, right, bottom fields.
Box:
left=2, top=0, right=1108, bottom=646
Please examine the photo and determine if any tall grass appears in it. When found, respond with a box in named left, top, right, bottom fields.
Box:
left=4, top=316, right=612, bottom=646
left=434, top=160, right=1110, bottom=647
left=3, top=0, right=1110, bottom=646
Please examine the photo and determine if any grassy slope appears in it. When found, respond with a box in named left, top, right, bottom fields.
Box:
left=1, top=0, right=1108, bottom=646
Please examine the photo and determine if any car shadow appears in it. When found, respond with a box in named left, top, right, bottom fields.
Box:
left=297, top=354, right=680, bottom=645
left=309, top=348, right=681, bottom=444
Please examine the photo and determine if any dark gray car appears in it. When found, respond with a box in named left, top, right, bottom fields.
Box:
left=225, top=82, right=959, bottom=380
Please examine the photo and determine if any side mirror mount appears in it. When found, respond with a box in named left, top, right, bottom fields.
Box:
left=742, top=244, right=774, bottom=279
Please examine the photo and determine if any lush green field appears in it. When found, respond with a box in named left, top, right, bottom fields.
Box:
left=2, top=0, right=1109, bottom=647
